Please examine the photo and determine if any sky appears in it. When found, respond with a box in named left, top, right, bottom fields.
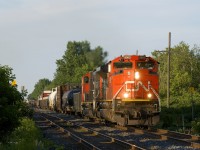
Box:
left=0, top=0, right=200, bottom=94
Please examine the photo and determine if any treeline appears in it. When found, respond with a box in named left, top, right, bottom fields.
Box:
left=28, top=41, right=108, bottom=100
left=152, top=41, right=200, bottom=107
left=152, top=42, right=200, bottom=131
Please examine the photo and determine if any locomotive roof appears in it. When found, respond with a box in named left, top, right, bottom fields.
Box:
left=110, top=55, right=158, bottom=63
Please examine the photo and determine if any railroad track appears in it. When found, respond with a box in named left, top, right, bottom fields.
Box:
left=50, top=112, right=200, bottom=149
left=149, top=128, right=200, bottom=149
left=34, top=109, right=200, bottom=149
left=115, top=126, right=200, bottom=149
left=34, top=113, right=88, bottom=149
left=34, top=110, right=144, bottom=150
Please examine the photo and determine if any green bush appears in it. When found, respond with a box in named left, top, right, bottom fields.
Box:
left=0, top=118, right=65, bottom=150
left=191, top=118, right=200, bottom=135
left=0, top=65, right=34, bottom=142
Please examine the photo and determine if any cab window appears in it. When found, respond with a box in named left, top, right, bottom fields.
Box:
left=84, top=76, right=89, bottom=83
left=113, top=62, right=132, bottom=69
left=137, top=62, right=154, bottom=69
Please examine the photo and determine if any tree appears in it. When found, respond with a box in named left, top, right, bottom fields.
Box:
left=85, top=46, right=108, bottom=68
left=0, top=65, right=27, bottom=142
left=152, top=41, right=200, bottom=107
left=53, top=41, right=108, bottom=86
left=191, top=118, right=200, bottom=134
left=151, top=42, right=200, bottom=128
left=28, top=78, right=51, bottom=100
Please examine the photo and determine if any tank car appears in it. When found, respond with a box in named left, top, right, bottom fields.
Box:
left=48, top=84, right=81, bottom=112
left=62, top=88, right=81, bottom=113
left=81, top=55, right=160, bottom=126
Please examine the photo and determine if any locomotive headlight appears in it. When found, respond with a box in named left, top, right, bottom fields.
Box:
left=135, top=72, right=140, bottom=79
left=123, top=93, right=129, bottom=98
left=147, top=93, right=152, bottom=98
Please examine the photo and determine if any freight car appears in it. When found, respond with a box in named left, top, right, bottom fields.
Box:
left=38, top=90, right=51, bottom=109
left=38, top=55, right=160, bottom=126
left=48, top=84, right=81, bottom=112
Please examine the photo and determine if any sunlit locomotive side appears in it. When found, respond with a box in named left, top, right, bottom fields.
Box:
left=82, top=55, right=160, bottom=126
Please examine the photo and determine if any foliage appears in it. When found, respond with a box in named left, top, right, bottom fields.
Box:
left=0, top=65, right=31, bottom=142
left=152, top=42, right=200, bottom=131
left=28, top=78, right=51, bottom=100
left=53, top=40, right=108, bottom=86
left=28, top=40, right=108, bottom=98
left=158, top=106, right=192, bottom=130
left=191, top=118, right=200, bottom=134
left=0, top=118, right=62, bottom=150
left=152, top=42, right=200, bottom=107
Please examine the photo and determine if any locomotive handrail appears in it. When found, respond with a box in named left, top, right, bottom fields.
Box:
left=112, top=82, right=126, bottom=100
left=112, top=80, right=161, bottom=112
left=150, top=87, right=161, bottom=112
left=136, top=81, right=161, bottom=112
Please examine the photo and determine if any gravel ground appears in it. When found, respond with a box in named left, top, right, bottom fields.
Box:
left=34, top=110, right=199, bottom=150
left=33, top=113, right=86, bottom=150
left=90, top=126, right=198, bottom=150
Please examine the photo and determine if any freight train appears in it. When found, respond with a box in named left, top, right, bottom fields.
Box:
left=36, top=55, right=160, bottom=126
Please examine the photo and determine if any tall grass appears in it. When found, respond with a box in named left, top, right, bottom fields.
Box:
left=0, top=117, right=62, bottom=150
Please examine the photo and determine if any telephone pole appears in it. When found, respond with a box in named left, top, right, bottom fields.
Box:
left=156, top=32, right=171, bottom=108
left=167, top=32, right=171, bottom=108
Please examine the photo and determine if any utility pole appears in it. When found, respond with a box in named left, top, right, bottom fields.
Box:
left=167, top=32, right=171, bottom=108
left=156, top=32, right=171, bottom=108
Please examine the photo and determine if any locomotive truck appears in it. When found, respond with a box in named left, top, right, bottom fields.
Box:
left=38, top=54, right=160, bottom=126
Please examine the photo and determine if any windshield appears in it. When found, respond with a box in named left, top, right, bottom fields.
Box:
left=113, top=62, right=132, bottom=69
left=137, top=62, right=154, bottom=69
